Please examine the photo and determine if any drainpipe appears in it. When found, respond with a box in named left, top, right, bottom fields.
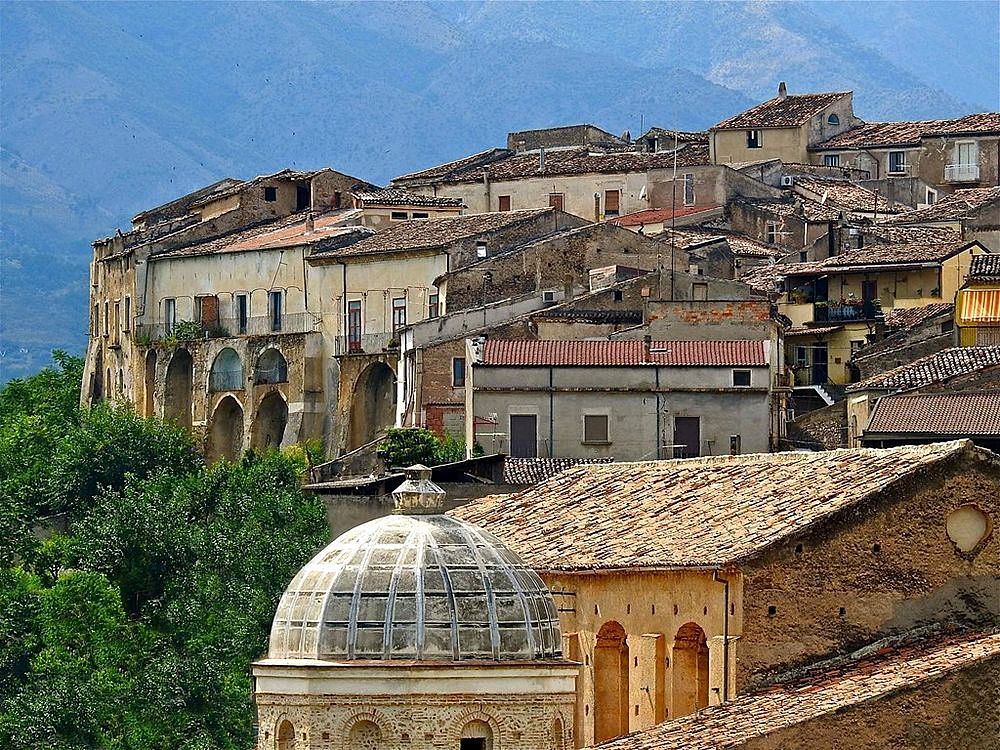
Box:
left=655, top=365, right=661, bottom=459
left=342, top=264, right=348, bottom=345
left=713, top=569, right=731, bottom=702
left=548, top=366, right=555, bottom=458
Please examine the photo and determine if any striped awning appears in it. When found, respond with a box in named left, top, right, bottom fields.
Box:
left=957, top=288, right=1000, bottom=325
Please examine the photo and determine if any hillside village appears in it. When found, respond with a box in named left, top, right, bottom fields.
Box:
left=82, top=85, right=1000, bottom=749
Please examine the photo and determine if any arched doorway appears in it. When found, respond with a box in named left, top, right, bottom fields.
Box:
left=255, top=347, right=288, bottom=385
left=252, top=391, right=288, bottom=451
left=164, top=349, right=193, bottom=429
left=210, top=347, right=244, bottom=392
left=348, top=362, right=395, bottom=449
left=276, top=719, right=295, bottom=750
left=671, top=622, right=709, bottom=718
left=207, top=396, right=245, bottom=463
left=460, top=719, right=493, bottom=750
left=594, top=621, right=629, bottom=743
left=144, top=350, right=157, bottom=416
left=348, top=719, right=381, bottom=750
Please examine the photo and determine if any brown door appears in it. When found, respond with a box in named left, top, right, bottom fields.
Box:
left=198, top=295, right=219, bottom=327
left=347, top=300, right=362, bottom=352
left=509, top=414, right=537, bottom=458
left=604, top=189, right=621, bottom=217
left=673, top=417, right=700, bottom=458
left=498, top=195, right=511, bottom=212
left=548, top=193, right=564, bottom=211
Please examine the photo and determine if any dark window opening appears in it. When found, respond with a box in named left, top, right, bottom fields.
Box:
left=295, top=184, right=310, bottom=211
left=732, top=369, right=751, bottom=387
left=236, top=294, right=249, bottom=334
left=583, top=414, right=609, bottom=443
left=767, top=605, right=777, bottom=616
left=452, top=357, right=466, bottom=387
left=412, top=211, right=429, bottom=219
left=613, top=290, right=624, bottom=302
left=428, top=293, right=440, bottom=319
left=391, top=211, right=408, bottom=220
left=392, top=297, right=407, bottom=333
left=268, top=290, right=283, bottom=332
left=347, top=300, right=362, bottom=352
left=263, top=186, right=277, bottom=202
left=461, top=741, right=486, bottom=750
left=828, top=113, right=840, bottom=126
left=604, top=189, right=621, bottom=217
left=747, top=129, right=762, bottom=149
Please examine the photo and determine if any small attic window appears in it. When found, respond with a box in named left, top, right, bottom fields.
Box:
left=827, top=113, right=840, bottom=126
left=263, top=186, right=277, bottom=202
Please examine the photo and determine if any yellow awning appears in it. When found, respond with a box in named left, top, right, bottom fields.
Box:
left=957, top=288, right=1000, bottom=326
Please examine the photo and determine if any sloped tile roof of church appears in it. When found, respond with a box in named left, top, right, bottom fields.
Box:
left=451, top=441, right=992, bottom=571
left=317, top=208, right=553, bottom=258
left=867, top=392, right=1000, bottom=437
left=590, top=629, right=1000, bottom=750
left=813, top=113, right=1000, bottom=150
left=479, top=339, right=767, bottom=367
left=846, top=346, right=1000, bottom=393
left=713, top=91, right=850, bottom=130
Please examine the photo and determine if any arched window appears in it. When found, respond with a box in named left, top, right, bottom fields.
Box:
left=209, top=347, right=245, bottom=391
left=276, top=720, right=295, bottom=750
left=672, top=622, right=710, bottom=718
left=594, top=621, right=629, bottom=743
left=252, top=391, right=288, bottom=451
left=348, top=720, right=382, bottom=750
left=255, top=348, right=288, bottom=385
left=460, top=720, right=493, bottom=750
left=827, top=113, right=840, bottom=126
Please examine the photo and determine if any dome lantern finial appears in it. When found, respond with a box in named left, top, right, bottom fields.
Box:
left=392, top=464, right=446, bottom=515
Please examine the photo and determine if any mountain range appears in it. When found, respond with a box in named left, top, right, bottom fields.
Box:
left=1, top=0, right=997, bottom=380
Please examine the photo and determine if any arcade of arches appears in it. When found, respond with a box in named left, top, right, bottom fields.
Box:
left=252, top=391, right=288, bottom=451
left=164, top=349, right=193, bottom=429
left=207, top=396, right=245, bottom=462
left=347, top=361, right=395, bottom=449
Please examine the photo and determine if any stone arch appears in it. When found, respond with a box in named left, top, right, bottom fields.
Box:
left=594, top=620, right=629, bottom=743
left=207, top=395, right=245, bottom=463
left=671, top=621, right=709, bottom=718
left=348, top=361, right=395, bottom=449
left=276, top=718, right=296, bottom=750
left=144, top=350, right=157, bottom=416
left=347, top=719, right=382, bottom=750
left=210, top=347, right=244, bottom=392
left=252, top=391, right=288, bottom=451
left=255, top=347, right=288, bottom=385
left=460, top=719, right=494, bottom=750
left=164, top=348, right=194, bottom=429
left=551, top=714, right=571, bottom=750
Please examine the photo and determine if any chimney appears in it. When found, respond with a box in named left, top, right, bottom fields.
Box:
left=391, top=465, right=446, bottom=515
left=643, top=334, right=652, bottom=361
left=778, top=81, right=788, bottom=100
left=563, top=273, right=574, bottom=301
left=538, top=148, right=546, bottom=172
left=304, top=211, right=315, bottom=234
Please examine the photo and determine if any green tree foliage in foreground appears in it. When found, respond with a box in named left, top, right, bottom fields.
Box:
left=379, top=427, right=482, bottom=468
left=0, top=354, right=330, bottom=749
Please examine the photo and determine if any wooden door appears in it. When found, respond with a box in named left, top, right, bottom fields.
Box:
left=673, top=416, right=700, bottom=458
left=509, top=414, right=538, bottom=458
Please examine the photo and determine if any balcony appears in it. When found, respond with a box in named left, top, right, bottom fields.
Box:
left=814, top=300, right=879, bottom=322
left=945, top=163, right=980, bottom=183
left=136, top=313, right=315, bottom=343
left=332, top=332, right=395, bottom=356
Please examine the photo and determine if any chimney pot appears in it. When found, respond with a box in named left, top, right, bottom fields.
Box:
left=778, top=81, right=788, bottom=99
left=304, top=211, right=315, bottom=234
left=538, top=148, right=546, bottom=172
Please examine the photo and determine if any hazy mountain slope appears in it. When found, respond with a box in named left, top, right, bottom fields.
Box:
left=1, top=0, right=996, bottom=380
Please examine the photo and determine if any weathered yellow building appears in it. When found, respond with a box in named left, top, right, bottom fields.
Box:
left=956, top=254, right=1000, bottom=345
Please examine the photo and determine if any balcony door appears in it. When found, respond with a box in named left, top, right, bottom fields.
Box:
left=811, top=342, right=829, bottom=385
left=347, top=300, right=362, bottom=353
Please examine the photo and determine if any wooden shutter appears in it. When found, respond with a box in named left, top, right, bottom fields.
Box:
left=604, top=190, right=620, bottom=215
left=548, top=193, right=564, bottom=211
left=498, top=195, right=511, bottom=212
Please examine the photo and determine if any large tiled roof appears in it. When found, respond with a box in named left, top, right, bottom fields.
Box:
left=151, top=209, right=369, bottom=259
left=319, top=208, right=553, bottom=258
left=866, top=224, right=963, bottom=245
left=813, top=113, right=1000, bottom=150
left=846, top=346, right=1000, bottom=393
left=591, top=629, right=1000, bottom=750
left=970, top=253, right=1000, bottom=282
left=609, top=205, right=720, bottom=227
left=393, top=143, right=710, bottom=186
left=781, top=240, right=976, bottom=275
left=733, top=196, right=843, bottom=223
left=791, top=175, right=905, bottom=214
left=867, top=391, right=1000, bottom=436
left=713, top=91, right=850, bottom=130
left=502, top=457, right=615, bottom=486
left=451, top=441, right=988, bottom=571
left=884, top=187, right=1000, bottom=225
left=351, top=187, right=464, bottom=208
left=884, top=302, right=954, bottom=331
left=479, top=339, right=768, bottom=367
left=132, top=178, right=242, bottom=224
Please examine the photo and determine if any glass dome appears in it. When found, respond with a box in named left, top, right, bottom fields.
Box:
left=267, top=469, right=563, bottom=662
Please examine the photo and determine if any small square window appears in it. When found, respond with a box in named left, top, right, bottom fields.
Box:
left=888, top=151, right=907, bottom=174
left=732, top=369, right=751, bottom=387
left=411, top=212, right=428, bottom=219
left=452, top=357, right=466, bottom=387
left=476, top=241, right=488, bottom=259
left=583, top=414, right=609, bottom=443
left=428, top=293, right=440, bottom=319
left=766, top=222, right=778, bottom=244
left=823, top=154, right=840, bottom=167
left=747, top=129, right=762, bottom=149
left=263, top=186, right=277, bottom=202
left=390, top=211, right=408, bottom=221
left=613, top=290, right=624, bottom=302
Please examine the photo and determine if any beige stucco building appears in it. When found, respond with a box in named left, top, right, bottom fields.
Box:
left=253, top=466, right=578, bottom=750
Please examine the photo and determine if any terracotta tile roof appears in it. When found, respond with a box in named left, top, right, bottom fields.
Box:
left=590, top=629, right=1000, bottom=750
left=452, top=441, right=987, bottom=571
left=846, top=346, right=1000, bottom=393
left=814, top=113, right=1000, bottom=150
left=733, top=196, right=843, bottom=223
left=638, top=127, right=709, bottom=146
left=351, top=187, right=464, bottom=208
left=970, top=253, right=1000, bottom=282
left=884, top=187, right=1000, bottom=225
left=884, top=303, right=954, bottom=331
left=610, top=205, right=720, bottom=227
left=780, top=241, right=976, bottom=275
left=867, top=391, right=1000, bottom=436
left=791, top=175, right=906, bottom=214
left=652, top=227, right=726, bottom=251
left=132, top=178, right=242, bottom=224
left=529, top=309, right=644, bottom=325
left=479, top=339, right=768, bottom=367
left=321, top=208, right=553, bottom=258
left=502, top=457, right=614, bottom=486
left=866, top=224, right=963, bottom=245
left=722, top=233, right=786, bottom=259
left=713, top=91, right=850, bottom=130
left=785, top=325, right=843, bottom=336
left=739, top=263, right=787, bottom=294
left=151, top=209, right=369, bottom=259
left=394, top=144, right=710, bottom=186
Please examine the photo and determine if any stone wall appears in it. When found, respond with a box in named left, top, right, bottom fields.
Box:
left=444, top=210, right=589, bottom=272
left=737, top=457, right=1000, bottom=690
left=737, top=656, right=998, bottom=750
